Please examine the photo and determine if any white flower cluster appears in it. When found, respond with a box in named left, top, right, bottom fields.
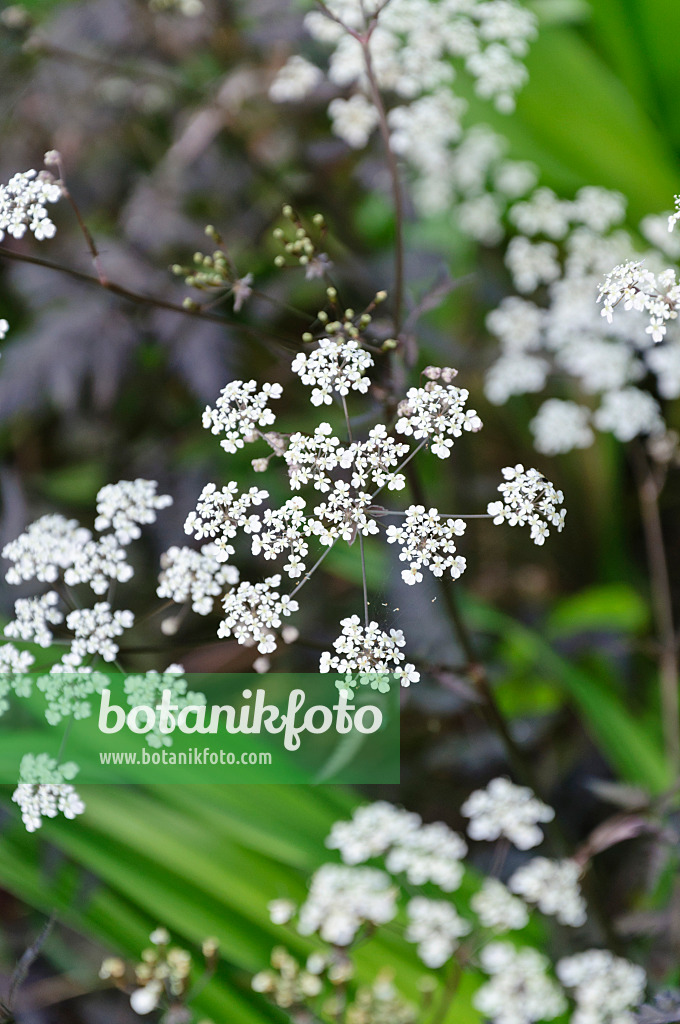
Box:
left=65, top=604, right=134, bottom=665
left=250, top=497, right=309, bottom=579
left=269, top=54, right=323, bottom=102
left=94, top=479, right=173, bottom=543
left=0, top=644, right=34, bottom=714
left=3, top=481, right=170, bottom=596
left=471, top=878, right=529, bottom=932
left=386, top=504, right=467, bottom=585
left=598, top=260, right=680, bottom=344
left=218, top=575, right=298, bottom=653
left=0, top=318, right=8, bottom=339
left=260, top=785, right=651, bottom=1024
left=386, top=821, right=467, bottom=890
left=202, top=380, right=283, bottom=454
left=157, top=543, right=239, bottom=614
left=284, top=421, right=345, bottom=491
left=308, top=482, right=378, bottom=545
left=405, top=897, right=471, bottom=969
left=11, top=753, right=85, bottom=832
left=487, top=465, right=566, bottom=546
left=529, top=399, right=594, bottom=456
left=326, top=799, right=421, bottom=863
left=124, top=666, right=205, bottom=747
left=184, top=482, right=267, bottom=559
left=291, top=337, right=373, bottom=405
left=0, top=166, right=62, bottom=242
left=340, top=424, right=410, bottom=491
left=63, top=534, right=133, bottom=595
left=297, top=864, right=397, bottom=946
left=474, top=943, right=567, bottom=1024
left=271, top=0, right=536, bottom=208
left=319, top=615, right=420, bottom=690
left=2, top=514, right=92, bottom=585
left=461, top=776, right=555, bottom=849
left=557, top=951, right=646, bottom=1024
left=36, top=669, right=109, bottom=726
left=5, top=592, right=64, bottom=648
left=1, top=480, right=171, bottom=709
left=484, top=185, right=680, bottom=452
left=508, top=857, right=587, bottom=928
left=395, top=382, right=483, bottom=458
left=0, top=642, right=34, bottom=676
left=326, top=800, right=468, bottom=891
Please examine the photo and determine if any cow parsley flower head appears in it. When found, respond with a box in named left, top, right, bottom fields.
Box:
left=556, top=951, right=646, bottom=1024
left=37, top=669, right=109, bottom=726
left=598, top=260, right=680, bottom=344
left=487, top=465, right=566, bottom=545
left=386, top=504, right=467, bottom=585
left=124, top=667, right=205, bottom=748
left=0, top=644, right=34, bottom=715
left=326, top=801, right=422, bottom=864
left=65, top=603, right=134, bottom=665
left=0, top=642, right=35, bottom=679
left=284, top=422, right=345, bottom=492
left=94, top=479, right=172, bottom=544
left=307, top=482, right=379, bottom=545
left=509, top=857, right=587, bottom=927
left=4, top=591, right=64, bottom=648
left=63, top=534, right=134, bottom=595
left=505, top=236, right=561, bottom=293
left=184, top=482, right=268, bottom=559
left=530, top=399, right=595, bottom=456
left=0, top=166, right=62, bottom=242
left=395, top=381, right=482, bottom=458
left=385, top=821, right=467, bottom=891
left=329, top=94, right=381, bottom=149
left=291, top=0, right=536, bottom=213
left=250, top=497, right=310, bottom=579
left=319, top=616, right=419, bottom=691
left=592, top=387, right=664, bottom=443
left=218, top=575, right=298, bottom=654
left=461, top=777, right=555, bottom=849
left=474, top=943, right=567, bottom=1024
left=157, top=543, right=239, bottom=615
left=270, top=55, right=324, bottom=102
left=297, top=864, right=397, bottom=946
left=340, top=424, right=410, bottom=492
left=12, top=753, right=85, bottom=832
left=405, top=897, right=472, bottom=969
left=471, top=877, right=530, bottom=932
left=291, top=337, right=373, bottom=405
left=2, top=514, right=91, bottom=586
left=202, top=380, right=283, bottom=453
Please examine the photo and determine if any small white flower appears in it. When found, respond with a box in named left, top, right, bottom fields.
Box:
left=395, top=380, right=482, bottom=458
left=12, top=753, right=85, bottom=832
left=297, top=864, right=397, bottom=946
left=472, top=877, right=529, bottom=931
left=461, top=776, right=555, bottom=849
left=556, top=950, right=646, bottom=1024
left=474, top=943, right=566, bottom=1024
left=270, top=55, right=323, bottom=102
left=508, top=857, right=587, bottom=927
left=405, top=897, right=471, bottom=968
left=487, top=466, right=565, bottom=546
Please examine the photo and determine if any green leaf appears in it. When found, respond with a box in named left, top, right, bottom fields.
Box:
left=466, top=600, right=669, bottom=791
left=547, top=583, right=649, bottom=637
